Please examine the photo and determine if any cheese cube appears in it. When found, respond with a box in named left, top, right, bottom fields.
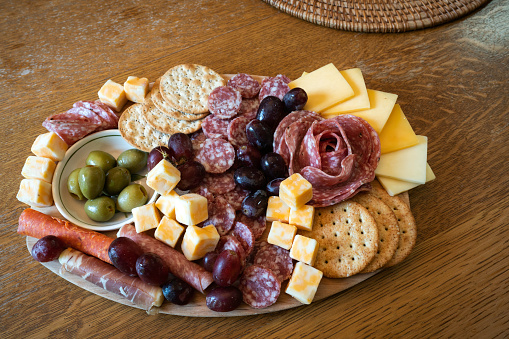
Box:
left=279, top=173, right=313, bottom=209
left=290, top=235, right=319, bottom=266
left=321, top=68, right=371, bottom=115
left=351, top=89, right=398, bottom=133
left=124, top=76, right=149, bottom=103
left=16, top=179, right=53, bottom=207
left=174, top=193, right=208, bottom=226
left=155, top=190, right=179, bottom=219
left=31, top=132, right=68, bottom=162
left=286, top=262, right=323, bottom=304
left=146, top=160, right=181, bottom=196
left=267, top=221, right=297, bottom=250
left=289, top=205, right=315, bottom=231
left=98, top=79, right=128, bottom=112
left=377, top=162, right=436, bottom=196
left=266, top=196, right=290, bottom=223
left=154, top=216, right=185, bottom=248
left=379, top=104, right=419, bottom=154
left=289, top=63, right=354, bottom=112
left=181, top=225, right=220, bottom=261
left=132, top=203, right=161, bottom=233
left=21, top=156, right=56, bottom=183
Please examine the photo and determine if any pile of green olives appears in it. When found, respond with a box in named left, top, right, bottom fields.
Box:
left=67, top=149, right=149, bottom=222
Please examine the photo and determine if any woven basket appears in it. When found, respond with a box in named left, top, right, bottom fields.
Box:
left=263, top=0, right=490, bottom=33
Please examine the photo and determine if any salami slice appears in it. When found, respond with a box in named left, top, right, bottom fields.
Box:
left=203, top=196, right=236, bottom=236
left=223, top=186, right=250, bottom=211
left=259, top=77, right=290, bottom=102
left=227, top=116, right=250, bottom=148
left=236, top=213, right=267, bottom=240
left=208, top=86, right=242, bottom=119
left=239, top=265, right=281, bottom=309
left=253, top=242, right=293, bottom=282
left=215, top=235, right=247, bottom=265
left=42, top=107, right=104, bottom=145
left=190, top=184, right=215, bottom=204
left=190, top=130, right=207, bottom=153
left=203, top=172, right=236, bottom=195
left=227, top=73, right=261, bottom=99
left=238, top=97, right=259, bottom=120
left=201, top=115, right=230, bottom=140
left=196, top=138, right=235, bottom=173
left=231, top=221, right=255, bottom=256
left=73, top=100, right=119, bottom=129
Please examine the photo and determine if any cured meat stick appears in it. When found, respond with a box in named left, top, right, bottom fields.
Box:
left=18, top=208, right=113, bottom=264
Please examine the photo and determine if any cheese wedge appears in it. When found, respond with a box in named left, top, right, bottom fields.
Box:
left=379, top=104, right=419, bottom=154
left=289, top=63, right=354, bottom=113
left=377, top=163, right=436, bottom=196
left=375, top=135, right=428, bottom=184
left=321, top=68, right=370, bottom=115
left=174, top=193, right=208, bottom=226
left=349, top=89, right=398, bottom=133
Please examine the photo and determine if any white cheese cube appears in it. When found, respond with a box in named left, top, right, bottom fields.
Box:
left=98, top=79, right=128, bottom=112
left=31, top=132, right=68, bottom=162
left=174, top=193, right=208, bottom=226
left=266, top=196, right=290, bottom=223
left=279, top=173, right=313, bottom=209
left=290, top=235, right=319, bottom=266
left=124, top=76, right=149, bottom=103
left=132, top=203, right=161, bottom=233
left=21, top=156, right=56, bottom=183
left=286, top=262, right=323, bottom=304
left=267, top=221, right=297, bottom=250
left=155, top=190, right=179, bottom=219
left=289, top=205, right=315, bottom=231
left=154, top=216, right=185, bottom=248
left=181, top=225, right=220, bottom=261
left=146, top=160, right=181, bottom=196
left=16, top=179, right=53, bottom=207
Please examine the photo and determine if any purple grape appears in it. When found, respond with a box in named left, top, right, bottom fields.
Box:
left=234, top=167, right=267, bottom=191
left=202, top=251, right=218, bottom=272
left=206, top=286, right=242, bottom=312
left=242, top=189, right=269, bottom=218
left=266, top=178, right=284, bottom=196
left=108, top=237, right=143, bottom=277
left=162, top=278, right=194, bottom=305
left=213, top=250, right=241, bottom=287
left=31, top=235, right=66, bottom=262
left=168, top=133, right=193, bottom=165
left=246, top=120, right=273, bottom=154
left=177, top=160, right=205, bottom=190
left=147, top=146, right=171, bottom=171
left=256, top=96, right=285, bottom=130
left=236, top=145, right=262, bottom=169
left=260, top=152, right=287, bottom=180
left=283, top=87, right=308, bottom=112
left=136, top=253, right=169, bottom=286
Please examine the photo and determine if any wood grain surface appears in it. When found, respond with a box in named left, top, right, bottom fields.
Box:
left=1, top=0, right=508, bottom=338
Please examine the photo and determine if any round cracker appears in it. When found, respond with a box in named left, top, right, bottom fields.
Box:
left=370, top=180, right=417, bottom=267
left=143, top=96, right=203, bottom=135
left=151, top=78, right=208, bottom=121
left=159, top=64, right=225, bottom=114
left=118, top=103, right=170, bottom=152
left=350, top=192, right=400, bottom=273
left=300, top=201, right=378, bottom=278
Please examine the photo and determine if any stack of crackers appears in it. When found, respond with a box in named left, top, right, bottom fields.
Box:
left=300, top=180, right=417, bottom=278
left=118, top=64, right=225, bottom=152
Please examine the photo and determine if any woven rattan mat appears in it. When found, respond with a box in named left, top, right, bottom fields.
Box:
left=263, top=0, right=490, bottom=32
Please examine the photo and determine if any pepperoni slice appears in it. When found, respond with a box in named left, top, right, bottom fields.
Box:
left=208, top=86, right=242, bottom=119
left=227, top=73, right=261, bottom=99
left=227, top=116, right=250, bottom=148
left=201, top=115, right=230, bottom=139
left=203, top=172, right=236, bottom=195
left=253, top=242, right=293, bottom=282
left=239, top=265, right=281, bottom=309
left=203, top=196, right=236, bottom=236
left=196, top=138, right=235, bottom=174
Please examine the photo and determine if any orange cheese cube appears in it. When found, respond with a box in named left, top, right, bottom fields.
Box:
left=174, top=193, right=208, bottom=226
left=98, top=79, right=128, bottom=112
left=290, top=235, right=319, bottom=266
left=155, top=190, right=179, bottom=219
left=285, top=262, right=323, bottom=304
left=21, top=156, right=56, bottom=183
left=154, top=216, right=185, bottom=248
left=146, top=160, right=181, bottom=196
left=31, top=132, right=68, bottom=162
left=279, top=173, right=313, bottom=209
left=124, top=76, right=149, bottom=103
left=267, top=221, right=297, bottom=250
left=289, top=205, right=315, bottom=231
left=16, top=179, right=53, bottom=207
left=266, top=196, right=290, bottom=223
left=181, top=225, right=220, bottom=261
left=132, top=203, right=161, bottom=233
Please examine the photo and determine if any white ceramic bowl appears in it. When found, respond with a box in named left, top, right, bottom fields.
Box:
left=52, top=130, right=158, bottom=231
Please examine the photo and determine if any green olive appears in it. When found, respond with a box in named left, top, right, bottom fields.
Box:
left=116, top=184, right=148, bottom=212
left=85, top=196, right=116, bottom=222
left=117, top=149, right=148, bottom=174
left=86, top=151, right=117, bottom=174
left=105, top=167, right=131, bottom=196
left=78, top=166, right=105, bottom=200
left=67, top=168, right=85, bottom=200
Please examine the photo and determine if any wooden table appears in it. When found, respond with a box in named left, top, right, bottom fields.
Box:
left=1, top=0, right=508, bottom=337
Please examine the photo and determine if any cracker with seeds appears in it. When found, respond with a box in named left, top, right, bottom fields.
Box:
left=300, top=201, right=378, bottom=278
left=370, top=180, right=417, bottom=267
left=159, top=64, right=225, bottom=114
left=143, top=96, right=203, bottom=135
left=151, top=78, right=208, bottom=121
left=118, top=103, right=171, bottom=152
left=350, top=192, right=400, bottom=273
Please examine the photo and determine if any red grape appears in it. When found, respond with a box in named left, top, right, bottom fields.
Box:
left=206, top=286, right=242, bottom=312
left=246, top=120, right=273, bottom=153
left=234, top=167, right=267, bottom=191
left=147, top=146, right=171, bottom=171
left=266, top=178, right=284, bottom=196
left=177, top=160, right=205, bottom=190
left=236, top=145, right=262, bottom=169
left=256, top=96, right=285, bottom=130
left=31, top=235, right=66, bottom=262
left=212, top=250, right=241, bottom=287
left=202, top=251, right=218, bottom=272
left=261, top=152, right=287, bottom=180
left=136, top=253, right=169, bottom=286
left=162, top=278, right=194, bottom=305
left=108, top=237, right=143, bottom=277
left=168, top=133, right=193, bottom=165
left=283, top=87, right=308, bottom=112
left=242, top=190, right=269, bottom=218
